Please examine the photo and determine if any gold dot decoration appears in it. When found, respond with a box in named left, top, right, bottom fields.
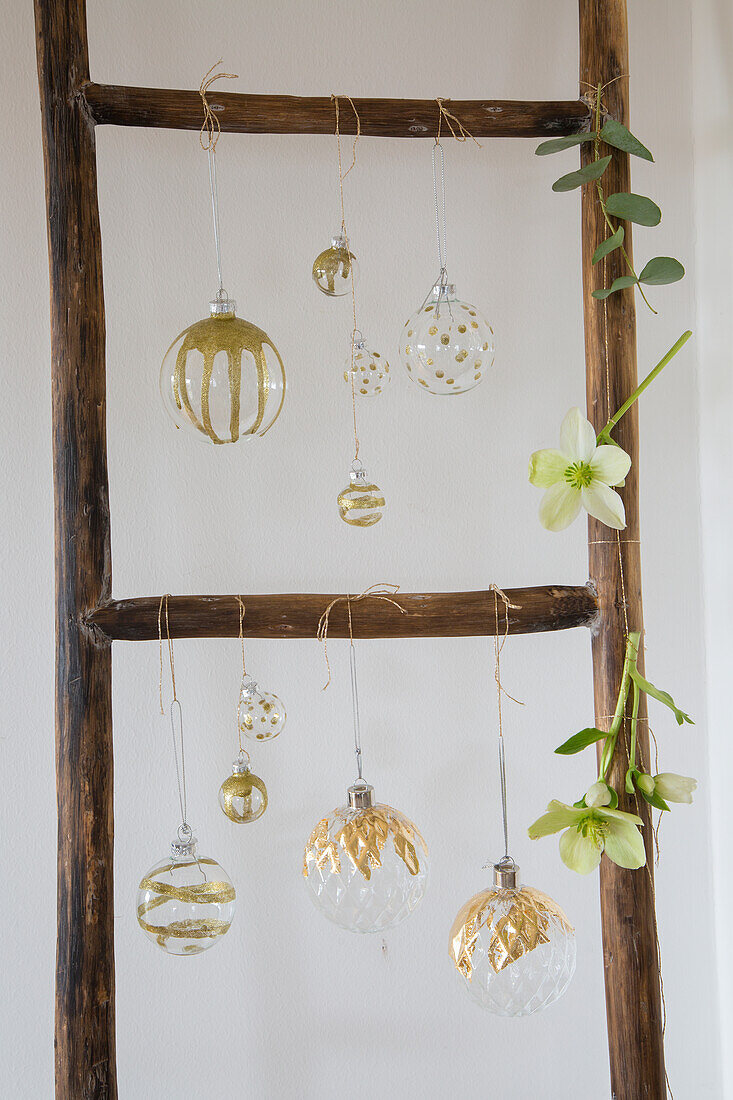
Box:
left=238, top=684, right=286, bottom=742
left=399, top=288, right=495, bottom=396
left=344, top=341, right=391, bottom=397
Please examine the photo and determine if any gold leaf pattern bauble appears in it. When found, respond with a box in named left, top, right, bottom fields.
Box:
left=344, top=337, right=390, bottom=396
left=303, top=802, right=429, bottom=933
left=159, top=298, right=285, bottom=444
left=137, top=843, right=236, bottom=955
left=219, top=762, right=268, bottom=823
left=449, top=884, right=575, bottom=1015
left=400, top=283, right=495, bottom=395
left=238, top=675, right=286, bottom=741
left=312, top=235, right=358, bottom=297
left=337, top=465, right=385, bottom=527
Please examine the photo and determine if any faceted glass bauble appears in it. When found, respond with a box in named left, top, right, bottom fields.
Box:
left=159, top=299, right=285, bottom=444
left=303, top=801, right=429, bottom=933
left=449, top=883, right=576, bottom=1015
left=219, top=761, right=268, bottom=823
left=312, top=235, right=359, bottom=297
left=337, top=465, right=385, bottom=527
left=400, top=283, right=495, bottom=395
left=137, top=840, right=236, bottom=955
left=344, top=338, right=390, bottom=396
left=238, top=675, right=286, bottom=741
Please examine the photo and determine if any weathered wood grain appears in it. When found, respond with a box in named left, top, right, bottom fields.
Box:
left=82, top=83, right=591, bottom=138
left=34, top=0, right=117, bottom=1096
left=87, top=586, right=599, bottom=642
left=580, top=2, right=666, bottom=1096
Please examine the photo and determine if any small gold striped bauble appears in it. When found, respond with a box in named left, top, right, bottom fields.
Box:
left=338, top=465, right=385, bottom=527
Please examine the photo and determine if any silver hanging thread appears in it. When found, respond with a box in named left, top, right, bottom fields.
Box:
left=489, top=586, right=524, bottom=862
left=347, top=597, right=364, bottom=782
left=208, top=145, right=225, bottom=297
left=432, top=139, right=448, bottom=287
left=158, top=593, right=190, bottom=838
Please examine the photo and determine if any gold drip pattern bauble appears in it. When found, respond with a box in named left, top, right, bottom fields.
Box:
left=337, top=465, right=385, bottom=527
left=238, top=675, right=286, bottom=741
left=344, top=336, right=390, bottom=396
left=400, top=283, right=495, bottom=395
left=159, top=296, right=286, bottom=444
left=303, top=786, right=429, bottom=934
left=449, top=878, right=576, bottom=1015
left=312, top=234, right=359, bottom=297
left=219, top=758, right=268, bottom=823
left=136, top=837, right=236, bottom=955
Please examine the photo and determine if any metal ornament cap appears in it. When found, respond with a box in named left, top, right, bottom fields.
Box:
left=170, top=834, right=198, bottom=861
left=347, top=782, right=375, bottom=809
left=209, top=295, right=237, bottom=315
left=432, top=282, right=456, bottom=299
left=493, top=859, right=519, bottom=890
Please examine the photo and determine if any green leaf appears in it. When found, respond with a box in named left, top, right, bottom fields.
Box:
left=600, top=119, right=654, bottom=162
left=591, top=275, right=638, bottom=300
left=638, top=256, right=685, bottom=285
left=628, top=666, right=694, bottom=726
left=555, top=727, right=608, bottom=755
left=592, top=226, right=624, bottom=265
left=572, top=798, right=587, bottom=809
left=535, top=132, right=598, bottom=155
left=605, top=192, right=662, bottom=226
left=639, top=786, right=671, bottom=812
left=552, top=156, right=612, bottom=192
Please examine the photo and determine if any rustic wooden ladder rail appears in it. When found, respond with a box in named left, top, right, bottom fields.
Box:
left=34, top=0, right=664, bottom=1096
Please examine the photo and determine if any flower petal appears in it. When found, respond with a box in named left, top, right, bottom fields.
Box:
left=559, top=826, right=602, bottom=874
left=529, top=449, right=568, bottom=488
left=653, top=773, right=697, bottom=804
left=581, top=481, right=627, bottom=530
left=527, top=801, right=580, bottom=839
left=585, top=780, right=612, bottom=808
left=598, top=806, right=644, bottom=827
left=590, top=445, right=632, bottom=486
left=539, top=483, right=582, bottom=531
left=559, top=407, right=597, bottom=463
left=603, top=819, right=646, bottom=869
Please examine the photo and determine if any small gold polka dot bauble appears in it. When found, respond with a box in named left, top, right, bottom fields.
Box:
left=238, top=675, right=286, bottom=741
left=399, top=283, right=495, bottom=396
left=343, top=335, right=391, bottom=396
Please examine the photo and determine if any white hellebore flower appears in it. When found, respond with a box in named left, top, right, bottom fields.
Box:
left=529, top=407, right=631, bottom=532
left=651, top=773, right=697, bottom=804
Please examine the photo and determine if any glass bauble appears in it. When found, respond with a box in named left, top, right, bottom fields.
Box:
left=337, top=463, right=385, bottom=527
left=219, top=754, right=268, bottom=823
left=160, top=295, right=285, bottom=444
left=449, top=863, right=575, bottom=1015
left=344, top=335, right=390, bottom=396
left=136, top=833, right=236, bottom=955
left=303, top=784, right=429, bottom=933
left=312, top=234, right=359, bottom=297
left=399, top=283, right=495, bottom=395
left=238, top=674, right=286, bottom=741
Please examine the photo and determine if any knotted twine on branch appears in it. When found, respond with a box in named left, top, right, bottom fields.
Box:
left=317, top=583, right=407, bottom=689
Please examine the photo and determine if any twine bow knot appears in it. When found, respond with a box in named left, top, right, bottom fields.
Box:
left=317, top=583, right=407, bottom=689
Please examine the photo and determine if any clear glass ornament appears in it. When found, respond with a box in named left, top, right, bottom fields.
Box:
left=449, top=862, right=575, bottom=1015
left=159, top=294, right=286, bottom=444
left=312, top=234, right=359, bottom=297
left=303, top=783, right=429, bottom=933
left=337, top=462, right=385, bottom=527
left=218, top=752, right=268, bottom=823
left=136, top=829, right=236, bottom=955
left=399, top=283, right=495, bottom=395
left=344, top=334, right=390, bottom=396
left=238, top=674, right=286, bottom=741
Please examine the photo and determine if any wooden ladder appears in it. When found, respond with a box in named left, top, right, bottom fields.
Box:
left=34, top=1, right=665, bottom=1096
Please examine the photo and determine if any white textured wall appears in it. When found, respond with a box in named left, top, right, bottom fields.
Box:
left=0, top=1, right=724, bottom=1096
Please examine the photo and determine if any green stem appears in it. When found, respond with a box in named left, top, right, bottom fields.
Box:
left=629, top=678, right=640, bottom=773
left=598, top=631, right=641, bottom=781
left=595, top=330, right=693, bottom=445
left=592, top=83, right=655, bottom=314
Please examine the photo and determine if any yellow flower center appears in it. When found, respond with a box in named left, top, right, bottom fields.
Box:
left=564, top=460, right=594, bottom=489
left=579, top=813, right=608, bottom=847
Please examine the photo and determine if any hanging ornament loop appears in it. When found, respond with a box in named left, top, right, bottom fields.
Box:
left=158, top=593, right=192, bottom=841
left=488, top=584, right=524, bottom=864
left=432, top=139, right=448, bottom=289
left=317, top=583, right=407, bottom=690
left=199, top=62, right=239, bottom=299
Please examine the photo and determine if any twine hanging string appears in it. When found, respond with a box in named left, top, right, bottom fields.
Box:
left=435, top=98, right=482, bottom=147
left=199, top=62, right=239, bottom=298
left=234, top=596, right=251, bottom=761
left=332, top=94, right=362, bottom=463
left=317, top=583, right=407, bottom=691
left=489, top=585, right=524, bottom=861
left=158, top=594, right=190, bottom=840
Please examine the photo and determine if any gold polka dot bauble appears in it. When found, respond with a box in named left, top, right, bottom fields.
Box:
left=337, top=464, right=385, bottom=527
left=312, top=234, right=359, bottom=297
left=344, top=335, right=390, bottom=396
left=238, top=675, right=286, bottom=741
left=400, top=283, right=495, bottom=395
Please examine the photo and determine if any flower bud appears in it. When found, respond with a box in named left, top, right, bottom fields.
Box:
left=636, top=773, right=655, bottom=795
left=653, top=773, right=697, bottom=804
left=585, top=780, right=612, bottom=808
